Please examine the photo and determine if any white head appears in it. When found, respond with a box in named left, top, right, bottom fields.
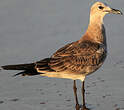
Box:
left=89, top=2, right=122, bottom=24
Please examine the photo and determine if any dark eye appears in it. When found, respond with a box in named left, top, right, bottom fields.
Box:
left=98, top=6, right=104, bottom=10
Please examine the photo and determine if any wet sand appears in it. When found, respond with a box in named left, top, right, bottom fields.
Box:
left=0, top=0, right=124, bottom=110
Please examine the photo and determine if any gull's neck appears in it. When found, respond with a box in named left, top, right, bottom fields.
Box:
left=80, top=15, right=106, bottom=44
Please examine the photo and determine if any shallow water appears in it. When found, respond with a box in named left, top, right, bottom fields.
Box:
left=0, top=0, right=124, bottom=110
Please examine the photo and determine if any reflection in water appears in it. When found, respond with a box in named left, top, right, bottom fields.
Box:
left=73, top=80, right=90, bottom=110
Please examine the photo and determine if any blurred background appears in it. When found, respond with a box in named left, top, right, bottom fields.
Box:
left=0, top=0, right=124, bottom=110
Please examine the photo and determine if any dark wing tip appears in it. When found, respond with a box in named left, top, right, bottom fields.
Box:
left=13, top=69, right=42, bottom=77
left=13, top=71, right=27, bottom=77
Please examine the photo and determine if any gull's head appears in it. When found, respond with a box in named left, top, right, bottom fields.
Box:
left=90, top=2, right=122, bottom=23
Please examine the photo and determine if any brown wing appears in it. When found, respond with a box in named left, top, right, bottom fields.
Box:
left=49, top=40, right=106, bottom=73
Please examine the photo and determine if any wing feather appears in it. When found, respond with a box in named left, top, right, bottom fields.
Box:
left=49, top=40, right=106, bottom=73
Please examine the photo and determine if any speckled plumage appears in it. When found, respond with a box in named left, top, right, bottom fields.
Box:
left=36, top=40, right=106, bottom=73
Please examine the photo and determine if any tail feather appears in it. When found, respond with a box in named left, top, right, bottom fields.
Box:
left=1, top=58, right=53, bottom=76
left=13, top=69, right=40, bottom=77
left=1, top=63, right=35, bottom=70
left=1, top=63, right=40, bottom=76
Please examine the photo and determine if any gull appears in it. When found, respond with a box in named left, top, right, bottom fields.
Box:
left=1, top=2, right=122, bottom=110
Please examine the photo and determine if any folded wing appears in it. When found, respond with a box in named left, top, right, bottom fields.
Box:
left=49, top=41, right=106, bottom=73
left=36, top=40, right=106, bottom=74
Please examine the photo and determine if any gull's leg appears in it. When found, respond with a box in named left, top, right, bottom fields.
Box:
left=73, top=80, right=80, bottom=110
left=82, top=81, right=85, bottom=107
left=81, top=81, right=87, bottom=110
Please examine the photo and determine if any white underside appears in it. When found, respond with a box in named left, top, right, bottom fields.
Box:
left=37, top=69, right=85, bottom=81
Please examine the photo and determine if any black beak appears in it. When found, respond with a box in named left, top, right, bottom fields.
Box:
left=110, top=8, right=123, bottom=15
left=105, top=8, right=123, bottom=15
